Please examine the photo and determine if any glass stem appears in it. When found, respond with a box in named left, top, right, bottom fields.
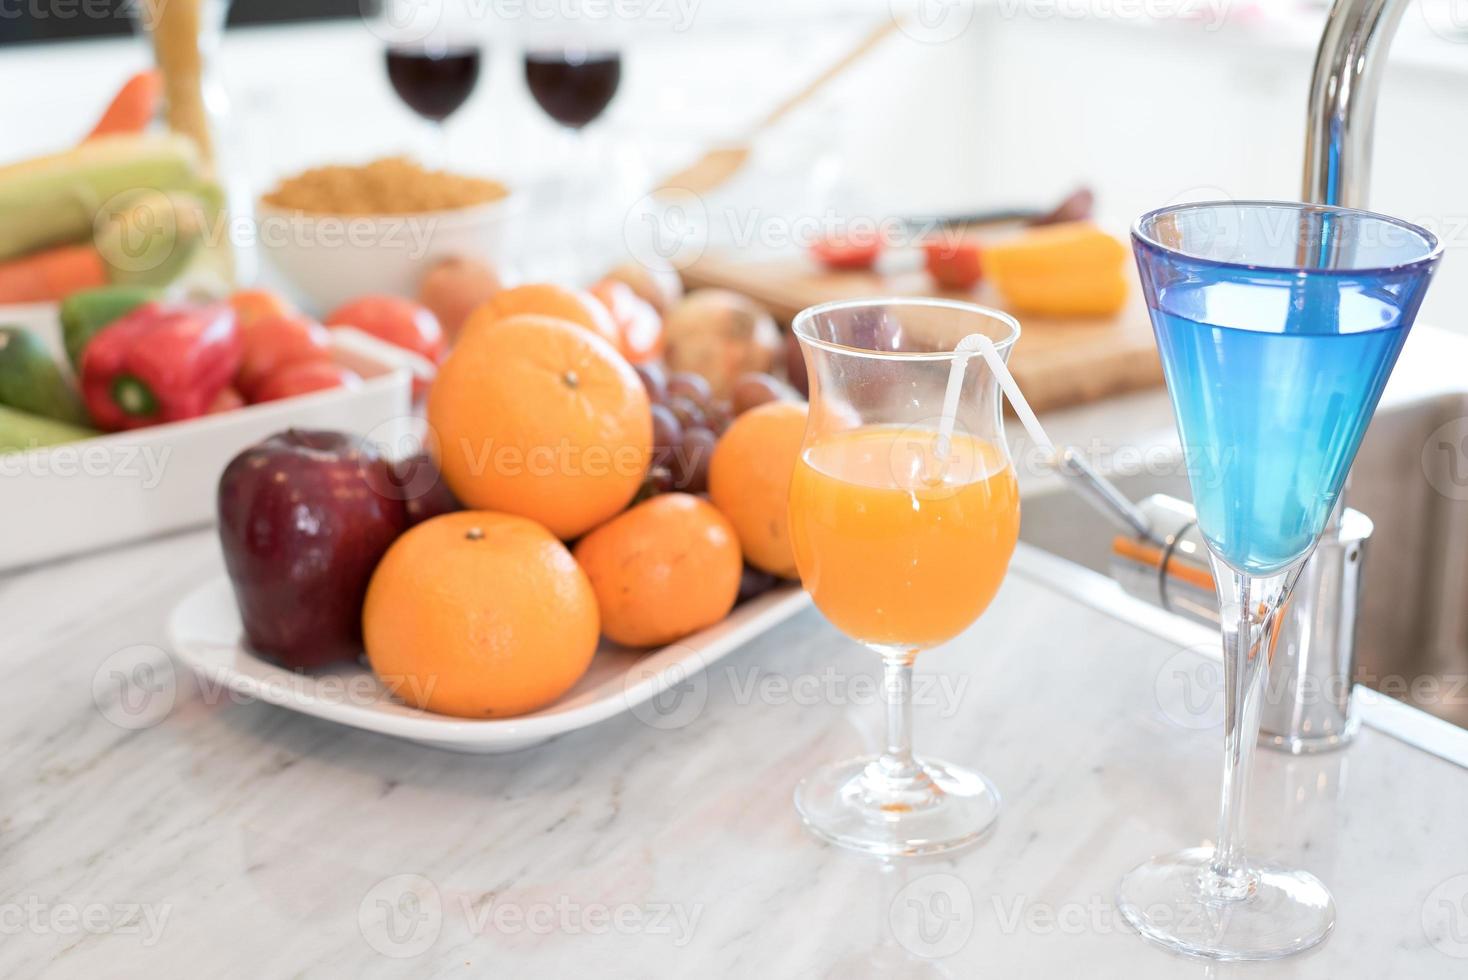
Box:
left=882, top=655, right=917, bottom=775
left=566, top=126, right=591, bottom=283
left=1207, top=567, right=1270, bottom=898
left=858, top=649, right=932, bottom=808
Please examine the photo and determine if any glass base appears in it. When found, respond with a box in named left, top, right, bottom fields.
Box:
left=1116, top=847, right=1335, bottom=961
left=793, top=755, right=1000, bottom=857
left=1259, top=712, right=1361, bottom=755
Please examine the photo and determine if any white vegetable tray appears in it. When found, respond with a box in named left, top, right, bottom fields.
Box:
left=0, top=302, right=421, bottom=572
left=168, top=576, right=811, bottom=753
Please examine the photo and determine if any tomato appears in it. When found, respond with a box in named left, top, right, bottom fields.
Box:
left=590, top=279, right=664, bottom=364
left=810, top=235, right=883, bottom=271
left=228, top=288, right=296, bottom=329
left=251, top=360, right=362, bottom=403
left=923, top=239, right=984, bottom=290
left=207, top=386, right=245, bottom=415
left=236, top=314, right=332, bottom=398
left=325, top=295, right=445, bottom=363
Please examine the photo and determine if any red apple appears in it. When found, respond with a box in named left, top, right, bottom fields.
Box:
left=217, top=430, right=407, bottom=670
left=390, top=452, right=462, bottom=527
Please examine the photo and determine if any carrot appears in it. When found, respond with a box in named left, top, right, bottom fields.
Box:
left=0, top=245, right=108, bottom=304
left=84, top=70, right=162, bottom=142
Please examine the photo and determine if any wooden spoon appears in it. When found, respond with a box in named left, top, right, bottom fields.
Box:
left=652, top=20, right=901, bottom=198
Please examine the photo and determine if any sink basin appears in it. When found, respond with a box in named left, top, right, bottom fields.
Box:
left=1019, top=391, right=1468, bottom=728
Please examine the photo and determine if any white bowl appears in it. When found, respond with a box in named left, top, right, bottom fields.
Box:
left=255, top=194, right=522, bottom=314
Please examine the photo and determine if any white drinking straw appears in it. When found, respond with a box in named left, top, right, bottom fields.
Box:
left=935, top=333, right=1056, bottom=466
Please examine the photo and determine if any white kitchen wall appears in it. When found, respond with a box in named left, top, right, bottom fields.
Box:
left=5, top=0, right=1468, bottom=325
left=927, top=3, right=1468, bottom=329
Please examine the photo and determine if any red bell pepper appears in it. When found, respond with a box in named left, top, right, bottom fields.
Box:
left=80, top=301, right=242, bottom=431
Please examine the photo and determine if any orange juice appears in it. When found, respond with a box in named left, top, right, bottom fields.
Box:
left=788, top=425, right=1020, bottom=650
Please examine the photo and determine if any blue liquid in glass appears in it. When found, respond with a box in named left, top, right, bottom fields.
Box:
left=1153, top=280, right=1408, bottom=575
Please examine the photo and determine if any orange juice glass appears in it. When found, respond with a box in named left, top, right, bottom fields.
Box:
left=791, top=426, right=1019, bottom=650
left=787, top=298, right=1021, bottom=857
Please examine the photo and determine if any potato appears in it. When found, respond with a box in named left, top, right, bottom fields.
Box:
left=419, top=256, right=502, bottom=340
left=662, top=289, right=781, bottom=398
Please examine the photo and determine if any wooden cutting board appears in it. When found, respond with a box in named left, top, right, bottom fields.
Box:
left=681, top=253, right=1163, bottom=414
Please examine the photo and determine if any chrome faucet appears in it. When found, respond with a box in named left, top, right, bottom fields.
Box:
left=1258, top=0, right=1414, bottom=744
left=1302, top=0, right=1412, bottom=209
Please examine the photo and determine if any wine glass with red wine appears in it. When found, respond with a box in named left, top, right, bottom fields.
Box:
left=523, top=43, right=623, bottom=280
left=385, top=41, right=482, bottom=164
left=523, top=46, right=622, bottom=130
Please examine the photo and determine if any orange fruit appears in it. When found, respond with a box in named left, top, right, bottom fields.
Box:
left=363, top=511, right=599, bottom=718
left=462, top=282, right=621, bottom=350
left=428, top=313, right=652, bottom=539
left=708, top=401, right=808, bottom=578
left=573, top=493, right=742, bottom=647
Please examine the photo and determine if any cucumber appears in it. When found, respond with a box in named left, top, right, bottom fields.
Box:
left=60, top=285, right=159, bottom=369
left=0, top=327, right=90, bottom=426
left=0, top=403, right=96, bottom=454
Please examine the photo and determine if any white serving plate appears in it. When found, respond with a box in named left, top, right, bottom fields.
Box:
left=168, top=576, right=811, bottom=753
left=0, top=304, right=422, bottom=572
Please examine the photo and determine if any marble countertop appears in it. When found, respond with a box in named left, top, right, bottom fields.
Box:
left=6, top=448, right=1468, bottom=975
left=5, top=313, right=1468, bottom=979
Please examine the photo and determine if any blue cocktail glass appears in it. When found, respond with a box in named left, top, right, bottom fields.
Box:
left=1121, top=201, right=1440, bottom=960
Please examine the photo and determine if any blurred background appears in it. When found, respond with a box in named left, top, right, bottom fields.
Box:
left=4, top=0, right=1468, bottom=322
